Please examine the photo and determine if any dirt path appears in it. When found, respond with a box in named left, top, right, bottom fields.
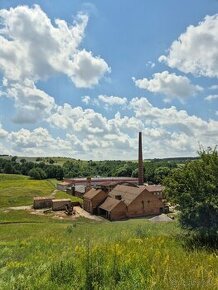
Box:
left=8, top=205, right=32, bottom=210
left=74, top=206, right=103, bottom=221
left=50, top=189, right=58, bottom=197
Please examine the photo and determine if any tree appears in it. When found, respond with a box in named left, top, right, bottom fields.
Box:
left=28, top=168, right=47, bottom=180
left=154, top=166, right=171, bottom=183
left=11, top=156, right=17, bottom=162
left=49, top=158, right=55, bottom=164
left=55, top=166, right=64, bottom=180
left=4, top=163, right=14, bottom=174
left=164, top=147, right=218, bottom=243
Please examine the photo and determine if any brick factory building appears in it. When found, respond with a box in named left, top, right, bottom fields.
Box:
left=98, top=184, right=165, bottom=221
left=83, top=188, right=108, bottom=214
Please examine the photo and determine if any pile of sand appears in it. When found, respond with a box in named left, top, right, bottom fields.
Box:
left=149, top=214, right=173, bottom=222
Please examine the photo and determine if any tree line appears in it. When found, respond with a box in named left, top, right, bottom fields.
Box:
left=0, top=156, right=180, bottom=183
left=0, top=156, right=64, bottom=180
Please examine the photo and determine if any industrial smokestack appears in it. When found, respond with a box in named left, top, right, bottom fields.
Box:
left=138, top=132, right=144, bottom=185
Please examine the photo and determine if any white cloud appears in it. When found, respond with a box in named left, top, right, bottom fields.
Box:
left=0, top=5, right=109, bottom=87
left=159, top=14, right=218, bottom=78
left=146, top=61, right=155, bottom=68
left=71, top=50, right=110, bottom=88
left=8, top=127, right=72, bottom=156
left=2, top=79, right=56, bottom=123
left=0, top=5, right=110, bottom=124
left=98, top=95, right=128, bottom=106
left=82, top=95, right=91, bottom=105
left=44, top=98, right=218, bottom=158
left=209, top=85, right=218, bottom=90
left=133, top=71, right=202, bottom=102
left=1, top=97, right=218, bottom=159
left=0, top=123, right=8, bottom=138
left=205, top=95, right=218, bottom=102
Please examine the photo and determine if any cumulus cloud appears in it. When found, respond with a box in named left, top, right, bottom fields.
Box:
left=205, top=95, right=218, bottom=102
left=2, top=79, right=56, bottom=123
left=159, top=14, right=218, bottom=78
left=82, top=95, right=91, bottom=105
left=71, top=50, right=110, bottom=88
left=8, top=127, right=72, bottom=156
left=0, top=5, right=110, bottom=123
left=0, top=123, right=8, bottom=138
left=0, top=5, right=109, bottom=87
left=1, top=97, right=218, bottom=158
left=98, top=95, right=128, bottom=106
left=133, top=71, right=202, bottom=102
left=209, top=85, right=218, bottom=90
left=44, top=98, right=218, bottom=158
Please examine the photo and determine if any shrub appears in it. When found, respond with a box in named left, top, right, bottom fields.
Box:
left=28, top=168, right=47, bottom=180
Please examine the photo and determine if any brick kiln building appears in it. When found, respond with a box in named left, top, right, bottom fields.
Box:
left=83, top=188, right=108, bottom=214
left=98, top=184, right=165, bottom=221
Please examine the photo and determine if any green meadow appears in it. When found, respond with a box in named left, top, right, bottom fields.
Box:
left=0, top=174, right=217, bottom=289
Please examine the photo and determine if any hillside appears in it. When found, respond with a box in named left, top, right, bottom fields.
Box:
left=0, top=174, right=217, bottom=289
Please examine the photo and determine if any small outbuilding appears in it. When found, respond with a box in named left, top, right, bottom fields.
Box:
left=83, top=188, right=107, bottom=214
left=52, top=199, right=72, bottom=211
left=33, top=197, right=53, bottom=209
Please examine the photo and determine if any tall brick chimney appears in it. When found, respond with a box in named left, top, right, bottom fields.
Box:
left=138, top=132, right=144, bottom=185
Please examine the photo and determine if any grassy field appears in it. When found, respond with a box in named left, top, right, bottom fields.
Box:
left=0, top=174, right=56, bottom=208
left=0, top=174, right=217, bottom=289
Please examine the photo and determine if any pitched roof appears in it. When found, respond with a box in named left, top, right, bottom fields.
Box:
left=99, top=197, right=123, bottom=212
left=83, top=188, right=104, bottom=200
left=145, top=185, right=164, bottom=192
left=109, top=185, right=146, bottom=206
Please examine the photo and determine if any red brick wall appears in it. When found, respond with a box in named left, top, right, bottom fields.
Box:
left=110, top=202, right=127, bottom=221
left=127, top=191, right=164, bottom=217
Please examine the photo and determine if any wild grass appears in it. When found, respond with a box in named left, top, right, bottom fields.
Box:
left=0, top=174, right=217, bottom=289
left=0, top=211, right=217, bottom=290
left=55, top=190, right=83, bottom=203
left=0, top=174, right=55, bottom=208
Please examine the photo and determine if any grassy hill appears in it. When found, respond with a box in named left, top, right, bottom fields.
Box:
left=0, top=174, right=55, bottom=208
left=0, top=174, right=217, bottom=289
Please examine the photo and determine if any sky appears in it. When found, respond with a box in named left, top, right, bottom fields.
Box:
left=0, top=0, right=218, bottom=160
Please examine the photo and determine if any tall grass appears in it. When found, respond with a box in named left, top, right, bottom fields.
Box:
left=0, top=214, right=217, bottom=289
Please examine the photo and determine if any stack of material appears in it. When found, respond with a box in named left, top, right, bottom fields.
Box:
left=52, top=199, right=72, bottom=211
left=149, top=214, right=173, bottom=222
left=33, top=197, right=53, bottom=209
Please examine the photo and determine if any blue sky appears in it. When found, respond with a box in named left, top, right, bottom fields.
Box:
left=0, top=0, right=217, bottom=159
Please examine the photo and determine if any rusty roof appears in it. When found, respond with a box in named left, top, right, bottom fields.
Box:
left=109, top=185, right=146, bottom=206
left=83, top=188, right=105, bottom=200
left=145, top=185, right=164, bottom=192
left=99, top=197, right=123, bottom=212
left=64, top=177, right=138, bottom=185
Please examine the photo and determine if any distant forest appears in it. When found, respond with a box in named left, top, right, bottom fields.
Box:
left=0, top=155, right=197, bottom=183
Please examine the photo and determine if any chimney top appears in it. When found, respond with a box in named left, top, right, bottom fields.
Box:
left=138, top=132, right=144, bottom=185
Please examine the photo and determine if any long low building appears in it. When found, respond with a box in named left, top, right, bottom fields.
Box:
left=64, top=177, right=138, bottom=186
